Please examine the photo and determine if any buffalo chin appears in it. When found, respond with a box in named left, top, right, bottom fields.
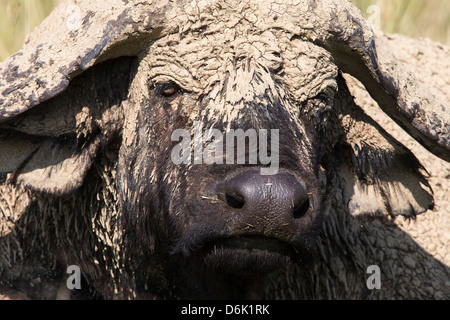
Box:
left=202, top=237, right=296, bottom=274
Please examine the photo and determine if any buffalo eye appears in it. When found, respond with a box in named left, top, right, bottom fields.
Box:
left=157, top=81, right=181, bottom=97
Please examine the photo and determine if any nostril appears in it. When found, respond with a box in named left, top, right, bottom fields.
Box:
left=223, top=169, right=310, bottom=218
left=225, top=192, right=245, bottom=209
left=293, top=198, right=310, bottom=219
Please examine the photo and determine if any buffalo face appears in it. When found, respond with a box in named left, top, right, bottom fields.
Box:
left=2, top=0, right=447, bottom=300
left=117, top=31, right=336, bottom=276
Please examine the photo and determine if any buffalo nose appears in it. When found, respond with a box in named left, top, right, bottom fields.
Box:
left=223, top=169, right=310, bottom=220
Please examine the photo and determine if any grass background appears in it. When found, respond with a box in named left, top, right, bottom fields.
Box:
left=0, top=0, right=449, bottom=62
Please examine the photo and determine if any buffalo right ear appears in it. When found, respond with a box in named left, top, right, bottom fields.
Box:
left=0, top=57, right=134, bottom=195
left=329, top=80, right=434, bottom=219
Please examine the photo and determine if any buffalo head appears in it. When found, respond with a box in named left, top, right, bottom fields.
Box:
left=0, top=0, right=448, bottom=298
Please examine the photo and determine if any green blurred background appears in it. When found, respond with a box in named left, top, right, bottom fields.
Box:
left=0, top=0, right=449, bottom=62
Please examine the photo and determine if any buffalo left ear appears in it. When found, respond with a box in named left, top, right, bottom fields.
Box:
left=0, top=0, right=173, bottom=196
left=0, top=132, right=101, bottom=196
left=0, top=57, right=133, bottom=196
left=331, top=88, right=434, bottom=218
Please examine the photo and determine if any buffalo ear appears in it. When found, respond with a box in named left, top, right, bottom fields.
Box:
left=0, top=57, right=134, bottom=195
left=0, top=0, right=173, bottom=195
left=331, top=83, right=434, bottom=218
left=7, top=135, right=101, bottom=195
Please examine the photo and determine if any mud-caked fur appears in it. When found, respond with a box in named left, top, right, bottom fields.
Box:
left=0, top=0, right=449, bottom=299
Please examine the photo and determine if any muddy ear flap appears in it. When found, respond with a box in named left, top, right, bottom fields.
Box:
left=332, top=89, right=434, bottom=218
left=332, top=30, right=450, bottom=163
left=0, top=0, right=176, bottom=195
left=0, top=133, right=101, bottom=196
left=0, top=56, right=134, bottom=195
left=292, top=0, right=449, bottom=161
